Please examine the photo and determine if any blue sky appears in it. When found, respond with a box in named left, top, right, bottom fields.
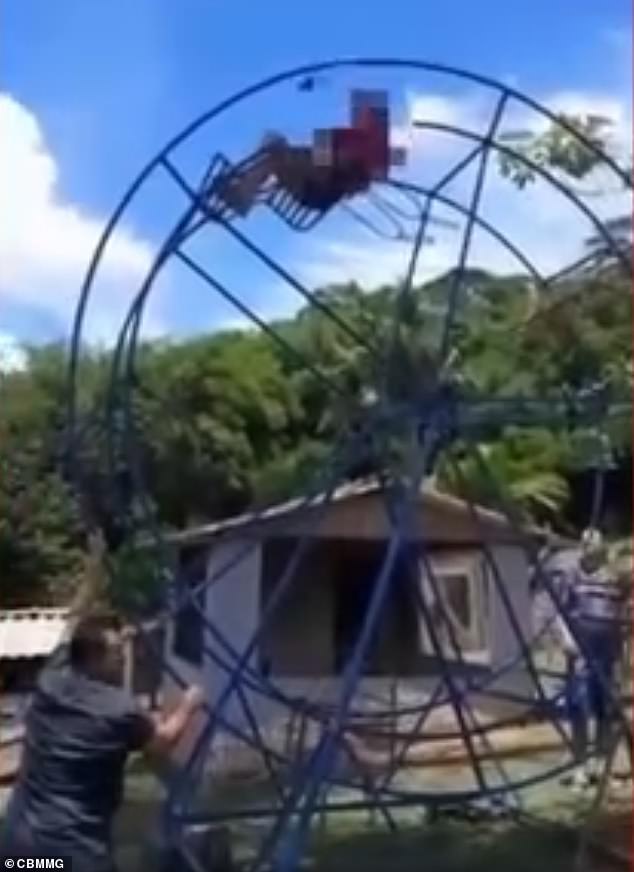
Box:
left=1, top=0, right=631, bottom=360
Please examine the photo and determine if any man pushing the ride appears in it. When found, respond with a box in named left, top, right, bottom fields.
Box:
left=1, top=533, right=204, bottom=872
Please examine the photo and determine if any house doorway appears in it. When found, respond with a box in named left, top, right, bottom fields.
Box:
left=332, top=541, right=419, bottom=675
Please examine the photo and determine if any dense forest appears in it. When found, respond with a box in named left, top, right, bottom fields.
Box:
left=1, top=115, right=631, bottom=608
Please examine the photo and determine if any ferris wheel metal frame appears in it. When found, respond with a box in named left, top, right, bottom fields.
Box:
left=66, top=59, right=632, bottom=872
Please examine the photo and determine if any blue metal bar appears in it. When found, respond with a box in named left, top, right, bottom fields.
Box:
left=175, top=754, right=581, bottom=827
left=387, top=178, right=548, bottom=288
left=258, top=449, right=438, bottom=871
left=67, top=57, right=631, bottom=472
left=445, top=453, right=576, bottom=756
left=177, top=593, right=286, bottom=811
left=438, top=92, right=509, bottom=364
left=379, top=512, right=522, bottom=810
left=406, top=538, right=492, bottom=798
left=174, top=248, right=347, bottom=399
left=414, top=555, right=522, bottom=810
left=64, top=60, right=632, bottom=872
left=412, top=119, right=631, bottom=276
left=254, top=524, right=407, bottom=871
left=163, top=436, right=371, bottom=823
left=160, top=157, right=379, bottom=356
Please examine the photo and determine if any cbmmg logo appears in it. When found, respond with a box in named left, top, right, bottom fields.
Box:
left=5, top=860, right=66, bottom=870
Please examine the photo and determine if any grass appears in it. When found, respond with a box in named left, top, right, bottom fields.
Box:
left=307, top=819, right=578, bottom=872
left=3, top=764, right=629, bottom=871
left=109, top=768, right=630, bottom=871
left=112, top=800, right=593, bottom=871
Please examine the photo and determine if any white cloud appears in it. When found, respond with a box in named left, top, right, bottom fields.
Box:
left=392, top=91, right=493, bottom=156
left=406, top=92, right=487, bottom=131
left=299, top=231, right=461, bottom=291
left=300, top=239, right=404, bottom=289
left=0, top=94, right=165, bottom=344
left=540, top=91, right=628, bottom=125
left=0, top=332, right=27, bottom=372
left=399, top=86, right=632, bottom=174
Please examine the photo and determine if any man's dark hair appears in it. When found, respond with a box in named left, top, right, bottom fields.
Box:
left=69, top=613, right=122, bottom=671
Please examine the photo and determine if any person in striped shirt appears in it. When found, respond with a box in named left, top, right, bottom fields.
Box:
left=558, top=529, right=626, bottom=789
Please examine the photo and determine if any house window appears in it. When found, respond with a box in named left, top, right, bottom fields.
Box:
left=419, top=557, right=488, bottom=658
left=444, top=573, right=472, bottom=632
left=173, top=547, right=207, bottom=666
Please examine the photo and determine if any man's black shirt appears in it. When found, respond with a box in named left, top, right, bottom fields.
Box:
left=2, top=645, right=153, bottom=868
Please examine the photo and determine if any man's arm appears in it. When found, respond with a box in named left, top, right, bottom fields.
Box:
left=556, top=613, right=578, bottom=657
left=145, top=686, right=205, bottom=757
left=554, top=571, right=579, bottom=658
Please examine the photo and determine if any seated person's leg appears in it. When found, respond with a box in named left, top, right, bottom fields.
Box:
left=563, top=658, right=590, bottom=786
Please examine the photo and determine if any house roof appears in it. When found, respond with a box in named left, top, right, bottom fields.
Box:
left=0, top=608, right=69, bottom=660
left=169, top=477, right=554, bottom=548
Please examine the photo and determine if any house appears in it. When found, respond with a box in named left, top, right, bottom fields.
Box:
left=0, top=607, right=161, bottom=703
left=0, top=608, right=69, bottom=694
left=162, top=479, right=549, bottom=753
left=0, top=609, right=70, bottom=783
left=0, top=607, right=162, bottom=784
